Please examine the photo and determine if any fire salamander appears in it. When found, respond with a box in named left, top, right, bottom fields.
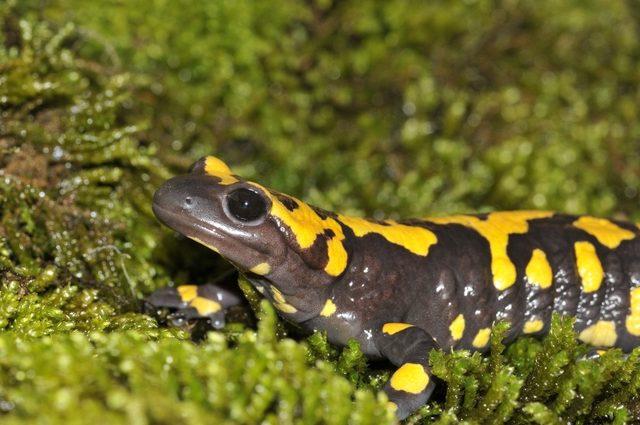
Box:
left=147, top=155, right=640, bottom=419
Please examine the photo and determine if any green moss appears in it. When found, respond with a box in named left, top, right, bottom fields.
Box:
left=0, top=302, right=393, bottom=424
left=23, top=0, right=640, bottom=218
left=3, top=0, right=640, bottom=423
left=0, top=13, right=181, bottom=336
left=417, top=317, right=640, bottom=424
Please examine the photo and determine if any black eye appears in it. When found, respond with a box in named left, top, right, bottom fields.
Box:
left=226, top=188, right=267, bottom=222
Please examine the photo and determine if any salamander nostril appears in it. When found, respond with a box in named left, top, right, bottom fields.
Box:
left=184, top=196, right=193, bottom=206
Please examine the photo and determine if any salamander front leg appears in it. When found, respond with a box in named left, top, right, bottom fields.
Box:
left=144, top=282, right=244, bottom=329
left=375, top=323, right=439, bottom=420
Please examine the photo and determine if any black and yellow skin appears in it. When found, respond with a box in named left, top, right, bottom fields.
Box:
left=148, top=156, right=640, bottom=420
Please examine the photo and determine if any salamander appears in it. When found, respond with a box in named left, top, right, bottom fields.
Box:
left=147, top=155, right=640, bottom=419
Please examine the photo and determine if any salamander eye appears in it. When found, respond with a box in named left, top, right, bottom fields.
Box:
left=226, top=188, right=267, bottom=222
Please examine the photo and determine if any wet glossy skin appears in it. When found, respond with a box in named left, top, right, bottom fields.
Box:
left=148, top=156, right=640, bottom=419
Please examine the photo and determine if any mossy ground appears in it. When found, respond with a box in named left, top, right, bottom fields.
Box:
left=2, top=1, right=640, bottom=423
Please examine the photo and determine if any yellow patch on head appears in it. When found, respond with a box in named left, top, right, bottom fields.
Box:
left=255, top=180, right=438, bottom=278
left=429, top=211, right=553, bottom=290
left=265, top=191, right=334, bottom=249
left=523, top=319, right=544, bottom=334
left=259, top=188, right=349, bottom=277
left=338, top=215, right=438, bottom=257
left=578, top=320, right=617, bottom=347
left=449, top=314, right=465, bottom=341
left=525, top=249, right=553, bottom=289
left=204, top=156, right=238, bottom=185
left=573, top=216, right=635, bottom=249
left=382, top=322, right=413, bottom=335
left=389, top=363, right=430, bottom=394
left=472, top=328, right=491, bottom=348
left=574, top=241, right=604, bottom=293
left=177, top=285, right=198, bottom=303
left=250, top=262, right=271, bottom=275
left=625, top=287, right=640, bottom=336
left=320, top=299, right=337, bottom=317
left=189, top=297, right=222, bottom=315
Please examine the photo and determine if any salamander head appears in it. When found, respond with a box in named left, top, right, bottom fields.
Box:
left=153, top=156, right=348, bottom=318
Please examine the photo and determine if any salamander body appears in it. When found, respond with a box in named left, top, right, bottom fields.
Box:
left=148, top=156, right=640, bottom=419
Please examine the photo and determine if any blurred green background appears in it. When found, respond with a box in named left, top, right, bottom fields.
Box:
left=2, top=0, right=640, bottom=423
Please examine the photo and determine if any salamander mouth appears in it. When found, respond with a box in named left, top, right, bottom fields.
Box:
left=152, top=202, right=271, bottom=257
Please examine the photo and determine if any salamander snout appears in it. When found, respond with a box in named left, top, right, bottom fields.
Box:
left=152, top=174, right=229, bottom=231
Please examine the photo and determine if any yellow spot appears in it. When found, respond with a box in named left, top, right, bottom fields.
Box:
left=324, top=235, right=348, bottom=276
left=578, top=321, right=617, bottom=347
left=189, top=297, right=222, bottom=315
left=574, top=241, right=604, bottom=293
left=338, top=215, right=438, bottom=257
left=573, top=216, right=635, bottom=249
left=188, top=236, right=220, bottom=253
left=523, top=319, right=544, bottom=334
left=525, top=249, right=553, bottom=289
left=274, top=302, right=298, bottom=314
left=382, top=323, right=413, bottom=335
left=204, top=156, right=238, bottom=185
left=472, top=328, right=491, bottom=348
left=389, top=363, right=430, bottom=394
left=177, top=285, right=198, bottom=302
left=387, top=401, right=398, bottom=412
left=449, top=314, right=465, bottom=341
left=266, top=191, right=334, bottom=248
left=320, top=299, right=337, bottom=317
left=270, top=286, right=287, bottom=304
left=250, top=262, right=271, bottom=275
left=596, top=349, right=606, bottom=356
left=625, top=287, right=640, bottom=336
left=429, top=211, right=553, bottom=290
left=270, top=285, right=298, bottom=314
left=258, top=187, right=348, bottom=277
